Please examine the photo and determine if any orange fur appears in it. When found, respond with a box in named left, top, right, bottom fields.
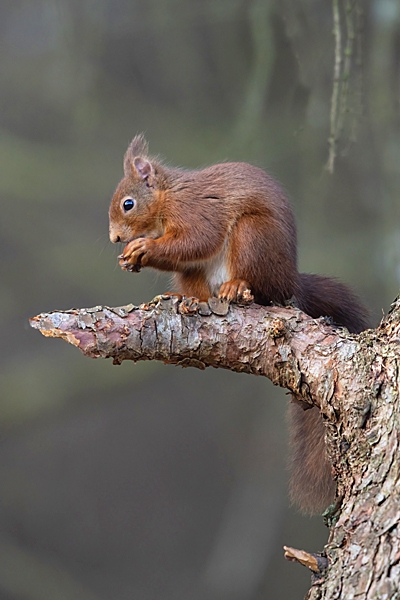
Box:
left=109, top=135, right=369, bottom=513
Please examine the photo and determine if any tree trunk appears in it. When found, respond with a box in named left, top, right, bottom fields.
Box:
left=30, top=294, right=400, bottom=599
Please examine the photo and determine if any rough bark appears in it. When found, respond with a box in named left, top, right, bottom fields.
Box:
left=30, top=294, right=400, bottom=599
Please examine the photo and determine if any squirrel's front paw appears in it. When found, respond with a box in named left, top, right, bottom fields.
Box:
left=119, top=238, right=156, bottom=271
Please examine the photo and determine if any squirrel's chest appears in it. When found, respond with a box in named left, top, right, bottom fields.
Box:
left=203, top=243, right=230, bottom=295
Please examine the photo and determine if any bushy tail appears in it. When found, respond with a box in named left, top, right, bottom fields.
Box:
left=289, top=274, right=368, bottom=513
left=288, top=402, right=335, bottom=514
left=298, top=272, right=369, bottom=333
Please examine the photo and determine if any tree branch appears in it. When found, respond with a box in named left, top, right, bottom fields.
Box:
left=30, top=295, right=363, bottom=411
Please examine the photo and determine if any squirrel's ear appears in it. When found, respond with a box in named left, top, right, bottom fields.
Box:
left=123, top=134, right=150, bottom=177
left=133, top=157, right=153, bottom=182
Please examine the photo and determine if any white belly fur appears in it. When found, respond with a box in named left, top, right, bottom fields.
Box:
left=203, top=244, right=230, bottom=296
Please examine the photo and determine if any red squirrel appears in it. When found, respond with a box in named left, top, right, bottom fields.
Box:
left=109, top=135, right=369, bottom=513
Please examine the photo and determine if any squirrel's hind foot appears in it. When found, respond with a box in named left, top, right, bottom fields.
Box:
left=218, top=280, right=254, bottom=305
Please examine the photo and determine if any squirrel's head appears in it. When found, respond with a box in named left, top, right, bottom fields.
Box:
left=109, top=135, right=165, bottom=243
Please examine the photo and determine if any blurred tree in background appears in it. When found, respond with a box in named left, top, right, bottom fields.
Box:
left=0, top=1, right=399, bottom=599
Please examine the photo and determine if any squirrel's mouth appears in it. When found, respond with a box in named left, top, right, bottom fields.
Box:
left=131, top=232, right=161, bottom=242
left=126, top=233, right=148, bottom=242
left=114, top=229, right=162, bottom=245
left=117, top=233, right=147, bottom=244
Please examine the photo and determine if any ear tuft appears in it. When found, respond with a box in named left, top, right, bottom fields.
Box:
left=129, top=134, right=149, bottom=157
left=124, top=134, right=150, bottom=177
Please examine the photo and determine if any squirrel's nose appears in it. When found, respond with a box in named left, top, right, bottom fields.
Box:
left=109, top=231, right=121, bottom=243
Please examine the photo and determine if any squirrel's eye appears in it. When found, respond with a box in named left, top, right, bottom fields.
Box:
left=123, top=198, right=135, bottom=212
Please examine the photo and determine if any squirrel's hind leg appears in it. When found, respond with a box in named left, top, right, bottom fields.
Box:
left=173, top=270, right=211, bottom=303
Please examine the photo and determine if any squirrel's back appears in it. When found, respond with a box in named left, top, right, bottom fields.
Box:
left=164, top=162, right=296, bottom=230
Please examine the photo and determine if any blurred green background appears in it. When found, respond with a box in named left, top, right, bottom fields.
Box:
left=1, top=1, right=399, bottom=599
